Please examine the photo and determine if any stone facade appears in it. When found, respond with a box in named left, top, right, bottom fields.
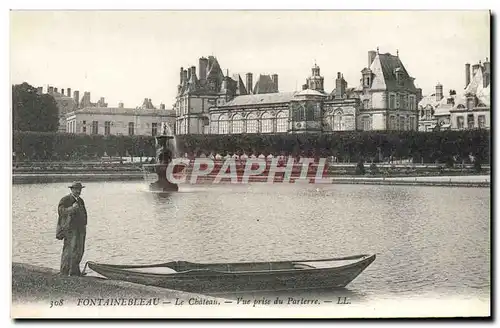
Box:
left=175, top=49, right=421, bottom=135
left=65, top=106, right=176, bottom=136
left=418, top=58, right=490, bottom=131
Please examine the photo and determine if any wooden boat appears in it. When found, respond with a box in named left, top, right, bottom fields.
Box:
left=86, top=254, right=376, bottom=294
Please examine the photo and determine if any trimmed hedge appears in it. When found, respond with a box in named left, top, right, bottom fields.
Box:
left=12, top=130, right=490, bottom=164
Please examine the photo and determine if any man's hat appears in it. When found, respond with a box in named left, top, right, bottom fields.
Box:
left=68, top=181, right=85, bottom=189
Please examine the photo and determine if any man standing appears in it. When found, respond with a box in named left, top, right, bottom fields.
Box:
left=56, top=182, right=88, bottom=276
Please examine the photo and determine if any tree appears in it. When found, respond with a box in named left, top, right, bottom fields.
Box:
left=12, top=82, right=59, bottom=132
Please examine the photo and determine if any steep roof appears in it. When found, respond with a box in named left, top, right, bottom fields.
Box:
left=232, top=74, right=248, bottom=95
left=329, top=87, right=359, bottom=99
left=369, top=53, right=417, bottom=92
left=418, top=94, right=448, bottom=109
left=219, top=92, right=297, bottom=107
left=253, top=75, right=278, bottom=94
left=206, top=56, right=224, bottom=83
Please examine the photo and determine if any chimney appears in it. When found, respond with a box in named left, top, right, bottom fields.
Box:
left=67, top=88, right=71, bottom=97
left=61, top=89, right=65, bottom=96
left=183, top=69, right=188, bottom=83
left=160, top=103, right=166, bottom=110
left=465, top=63, right=471, bottom=88
left=435, top=83, right=443, bottom=102
left=302, top=84, right=308, bottom=90
left=118, top=102, right=124, bottom=108
left=335, top=72, right=345, bottom=99
left=187, top=68, right=192, bottom=81
left=190, top=66, right=197, bottom=80
left=272, top=74, right=279, bottom=92
left=48, top=86, right=54, bottom=94
left=472, top=63, right=480, bottom=78
left=246, top=73, right=253, bottom=95
left=180, top=67, right=184, bottom=84
left=54, top=87, right=58, bottom=93
left=483, top=58, right=490, bottom=88
left=73, top=90, right=80, bottom=108
left=368, top=50, right=377, bottom=67
left=36, top=87, right=43, bottom=95
left=199, top=57, right=208, bottom=81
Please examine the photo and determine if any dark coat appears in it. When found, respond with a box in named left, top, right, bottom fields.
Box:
left=56, top=194, right=88, bottom=240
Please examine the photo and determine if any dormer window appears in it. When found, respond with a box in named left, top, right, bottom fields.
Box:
left=361, top=68, right=372, bottom=88
left=466, top=96, right=476, bottom=110
left=394, top=68, right=404, bottom=86
left=363, top=76, right=371, bottom=87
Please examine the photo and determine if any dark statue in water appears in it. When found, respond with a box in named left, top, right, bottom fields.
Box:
left=149, top=135, right=179, bottom=192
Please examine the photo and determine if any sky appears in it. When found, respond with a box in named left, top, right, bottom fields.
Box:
left=10, top=10, right=490, bottom=108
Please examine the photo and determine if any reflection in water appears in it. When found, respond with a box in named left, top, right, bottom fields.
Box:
left=11, top=182, right=490, bottom=302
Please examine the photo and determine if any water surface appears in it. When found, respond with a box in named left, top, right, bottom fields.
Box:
left=12, top=181, right=490, bottom=303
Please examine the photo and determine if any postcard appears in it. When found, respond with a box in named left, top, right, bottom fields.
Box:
left=10, top=10, right=491, bottom=319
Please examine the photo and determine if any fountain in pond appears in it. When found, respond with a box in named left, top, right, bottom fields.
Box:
left=147, top=122, right=179, bottom=192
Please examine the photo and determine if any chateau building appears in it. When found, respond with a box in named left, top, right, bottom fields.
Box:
left=65, top=98, right=176, bottom=136
left=38, top=85, right=110, bottom=133
left=174, top=49, right=421, bottom=135
left=418, top=58, right=490, bottom=131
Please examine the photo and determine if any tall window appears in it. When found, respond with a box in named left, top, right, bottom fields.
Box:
left=82, top=121, right=87, bottom=133
left=467, top=114, right=475, bottom=129
left=409, top=96, right=415, bottom=111
left=246, top=113, right=258, bottom=133
left=389, top=116, right=396, bottom=130
left=457, top=116, right=464, bottom=129
left=218, top=114, right=229, bottom=134
left=389, top=94, right=395, bottom=109
left=92, top=121, right=98, bottom=134
left=361, top=116, right=372, bottom=131
left=152, top=122, right=158, bottom=136
left=334, top=110, right=344, bottom=131
left=276, top=111, right=288, bottom=132
left=104, top=121, right=111, bottom=135
left=363, top=99, right=369, bottom=110
left=313, top=103, right=321, bottom=120
left=261, top=113, right=273, bottom=133
left=232, top=114, right=244, bottom=134
left=409, top=117, right=416, bottom=130
left=292, top=103, right=306, bottom=121
left=181, top=120, right=187, bottom=134
left=210, top=120, right=218, bottom=134
left=399, top=117, right=405, bottom=130
left=478, top=115, right=486, bottom=128
left=128, top=122, right=134, bottom=136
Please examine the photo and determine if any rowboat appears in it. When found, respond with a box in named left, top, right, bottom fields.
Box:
left=86, top=254, right=376, bottom=294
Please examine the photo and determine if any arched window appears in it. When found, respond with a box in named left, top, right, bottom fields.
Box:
left=246, top=113, right=258, bottom=133
left=218, top=114, right=229, bottom=134
left=232, top=114, right=244, bottom=134
left=276, top=111, right=288, bottom=132
left=261, top=112, right=273, bottom=133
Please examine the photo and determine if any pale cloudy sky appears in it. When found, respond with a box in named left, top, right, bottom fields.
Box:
left=10, top=10, right=490, bottom=108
